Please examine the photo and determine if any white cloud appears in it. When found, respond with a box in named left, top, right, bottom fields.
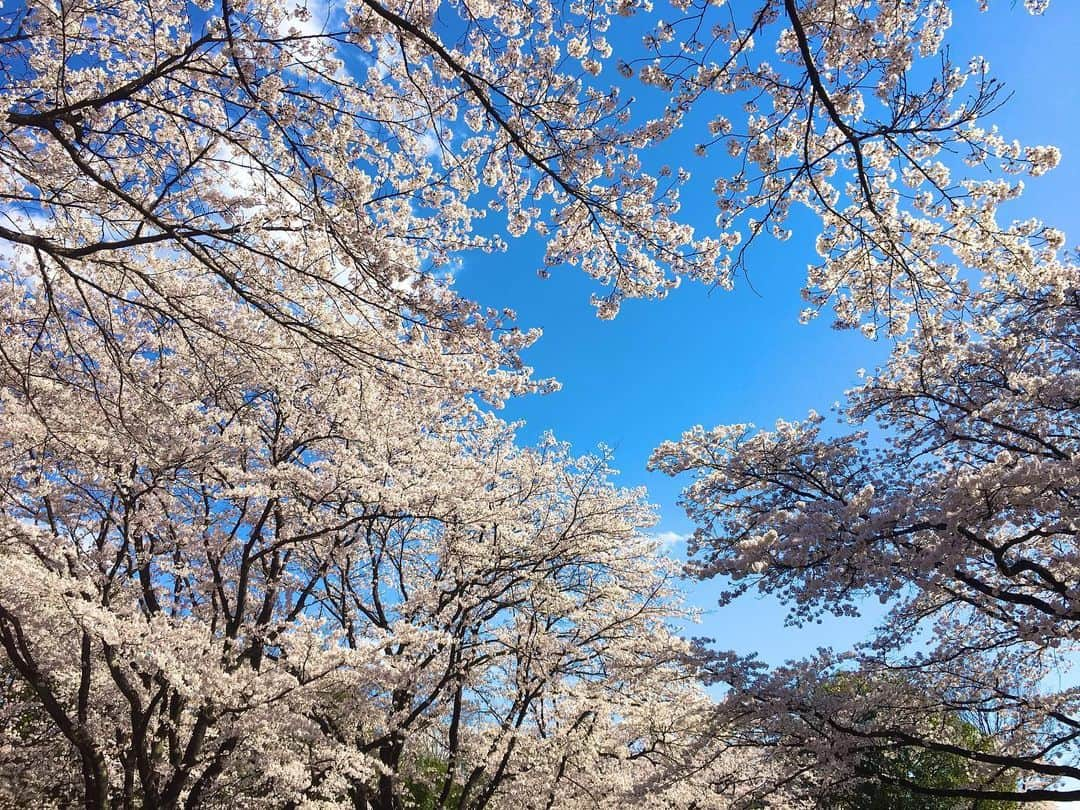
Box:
left=651, top=530, right=691, bottom=550
left=417, top=129, right=442, bottom=159
left=279, top=0, right=338, bottom=38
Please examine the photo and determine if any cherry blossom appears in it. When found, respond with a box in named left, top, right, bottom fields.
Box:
left=653, top=263, right=1080, bottom=803
left=0, top=259, right=734, bottom=807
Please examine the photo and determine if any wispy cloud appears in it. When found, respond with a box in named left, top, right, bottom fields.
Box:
left=279, top=0, right=339, bottom=38
left=651, top=530, right=691, bottom=551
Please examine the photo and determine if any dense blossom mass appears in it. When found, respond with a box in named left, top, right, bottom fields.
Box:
left=0, top=0, right=1075, bottom=806
left=0, top=274, right=770, bottom=807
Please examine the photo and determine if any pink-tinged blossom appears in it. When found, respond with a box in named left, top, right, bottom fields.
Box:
left=653, top=262, right=1080, bottom=803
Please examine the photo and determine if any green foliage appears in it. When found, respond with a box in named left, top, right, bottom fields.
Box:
left=403, top=755, right=465, bottom=810
left=820, top=677, right=1019, bottom=810
left=825, top=740, right=1019, bottom=810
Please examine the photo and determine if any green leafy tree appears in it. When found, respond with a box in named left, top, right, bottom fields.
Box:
left=820, top=677, right=1019, bottom=810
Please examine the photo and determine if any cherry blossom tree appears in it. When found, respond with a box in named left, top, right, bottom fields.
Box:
left=0, top=257, right=762, bottom=808
left=652, top=263, right=1080, bottom=804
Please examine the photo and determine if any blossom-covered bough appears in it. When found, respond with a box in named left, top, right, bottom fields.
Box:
left=653, top=265, right=1080, bottom=803
left=0, top=0, right=1073, bottom=805
left=625, top=0, right=1062, bottom=331
left=0, top=0, right=1062, bottom=332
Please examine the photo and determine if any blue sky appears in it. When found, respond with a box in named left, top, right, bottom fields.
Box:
left=453, top=2, right=1080, bottom=665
